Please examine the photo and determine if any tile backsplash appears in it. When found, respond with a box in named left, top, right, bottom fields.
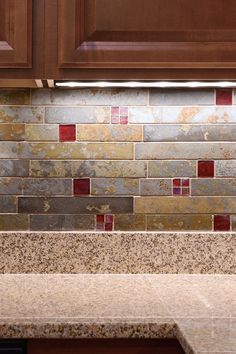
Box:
left=0, top=87, right=235, bottom=232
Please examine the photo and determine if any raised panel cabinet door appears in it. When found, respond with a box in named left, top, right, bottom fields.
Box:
left=0, top=0, right=32, bottom=68
left=58, top=0, right=236, bottom=69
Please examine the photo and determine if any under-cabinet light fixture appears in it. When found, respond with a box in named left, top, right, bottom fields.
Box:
left=56, top=81, right=236, bottom=88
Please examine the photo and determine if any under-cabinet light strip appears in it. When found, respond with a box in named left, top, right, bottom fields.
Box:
left=56, top=81, right=236, bottom=88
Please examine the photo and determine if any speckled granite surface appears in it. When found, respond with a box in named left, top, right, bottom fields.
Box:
left=0, top=275, right=235, bottom=354
left=0, top=232, right=235, bottom=273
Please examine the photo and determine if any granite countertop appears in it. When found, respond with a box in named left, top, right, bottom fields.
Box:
left=0, top=274, right=235, bottom=354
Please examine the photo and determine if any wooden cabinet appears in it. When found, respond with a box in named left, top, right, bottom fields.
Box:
left=0, top=0, right=32, bottom=68
left=57, top=0, right=236, bottom=69
left=1, top=0, right=236, bottom=80
left=0, top=0, right=44, bottom=79
left=27, top=339, right=185, bottom=354
left=45, top=0, right=236, bottom=80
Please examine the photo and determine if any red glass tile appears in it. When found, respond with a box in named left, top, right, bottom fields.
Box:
left=216, top=89, right=233, bottom=105
left=59, top=125, right=76, bottom=142
left=111, top=116, right=120, bottom=124
left=120, top=107, right=128, bottom=116
left=198, top=161, right=214, bottom=178
left=105, top=223, right=113, bottom=231
left=73, top=179, right=90, bottom=195
left=96, top=215, right=104, bottom=223
left=182, top=188, right=190, bottom=196
left=182, top=179, right=190, bottom=187
left=111, top=107, right=119, bottom=115
left=173, top=187, right=181, bottom=195
left=214, top=215, right=230, bottom=231
left=120, top=116, right=128, bottom=124
left=105, top=215, right=113, bottom=223
left=96, top=222, right=105, bottom=231
left=173, top=179, right=181, bottom=187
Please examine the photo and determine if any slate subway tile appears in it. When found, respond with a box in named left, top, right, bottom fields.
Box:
left=18, top=197, right=134, bottom=214
left=0, top=89, right=30, bottom=105
left=0, top=160, right=29, bottom=177
left=215, top=160, right=236, bottom=177
left=30, top=214, right=95, bottom=231
left=149, top=89, right=215, bottom=106
left=0, top=196, right=17, bottom=213
left=0, top=124, right=25, bottom=141
left=148, top=161, right=196, bottom=178
left=30, top=160, right=147, bottom=178
left=114, top=214, right=146, bottom=231
left=0, top=107, right=44, bottom=123
left=129, top=107, right=162, bottom=124
left=91, top=178, right=139, bottom=195
left=147, top=214, right=212, bottom=231
left=45, top=107, right=110, bottom=124
left=0, top=178, right=22, bottom=195
left=192, top=179, right=236, bottom=196
left=32, top=88, right=148, bottom=106
left=135, top=143, right=236, bottom=160
left=230, top=215, right=236, bottom=231
left=25, top=125, right=59, bottom=141
left=77, top=125, right=142, bottom=142
left=134, top=197, right=236, bottom=214
left=0, top=142, right=133, bottom=159
left=161, top=106, right=236, bottom=124
left=23, top=179, right=72, bottom=196
left=143, top=124, right=236, bottom=142
left=140, top=179, right=172, bottom=196
left=0, top=214, right=29, bottom=231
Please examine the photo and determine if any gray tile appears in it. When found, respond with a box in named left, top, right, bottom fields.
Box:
left=215, top=161, right=236, bottom=177
left=150, top=89, right=215, bottom=106
left=144, top=125, right=236, bottom=142
left=192, top=178, right=236, bottom=196
left=135, top=142, right=236, bottom=160
left=0, top=106, right=44, bottom=123
left=0, top=196, right=16, bottom=212
left=0, top=178, right=22, bottom=195
left=30, top=161, right=147, bottom=178
left=161, top=106, right=236, bottom=124
left=32, top=89, right=148, bottom=106
left=30, top=215, right=95, bottom=231
left=129, top=107, right=162, bottom=123
left=140, top=179, right=172, bottom=195
left=91, top=178, right=139, bottom=195
left=0, top=160, right=29, bottom=177
left=46, top=107, right=110, bottom=124
left=23, top=179, right=72, bottom=196
left=18, top=197, right=133, bottom=214
left=148, top=161, right=196, bottom=178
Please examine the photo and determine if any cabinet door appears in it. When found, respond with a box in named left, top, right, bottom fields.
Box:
left=58, top=0, right=236, bottom=69
left=0, top=0, right=32, bottom=68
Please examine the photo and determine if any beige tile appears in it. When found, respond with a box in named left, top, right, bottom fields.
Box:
left=77, top=125, right=142, bottom=142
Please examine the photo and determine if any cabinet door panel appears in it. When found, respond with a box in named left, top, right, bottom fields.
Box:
left=58, top=0, right=236, bottom=69
left=0, top=0, right=32, bottom=68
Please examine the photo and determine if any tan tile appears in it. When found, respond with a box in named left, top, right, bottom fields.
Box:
left=77, top=125, right=142, bottom=142
left=147, top=215, right=212, bottom=231
left=91, top=178, right=139, bottom=195
left=0, top=214, right=28, bottom=231
left=0, top=89, right=30, bottom=105
left=0, top=124, right=25, bottom=141
left=135, top=196, right=236, bottom=214
left=115, top=214, right=146, bottom=231
left=25, top=125, right=58, bottom=141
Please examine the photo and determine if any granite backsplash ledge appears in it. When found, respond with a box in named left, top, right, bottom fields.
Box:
left=0, top=232, right=235, bottom=273
left=1, top=88, right=236, bottom=231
